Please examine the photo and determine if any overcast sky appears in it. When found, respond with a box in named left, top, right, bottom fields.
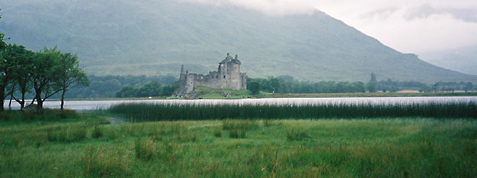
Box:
left=185, top=0, right=477, bottom=55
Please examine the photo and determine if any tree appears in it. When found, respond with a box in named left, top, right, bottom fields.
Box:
left=137, top=81, right=162, bottom=97
left=269, top=76, right=280, bottom=93
left=0, top=8, right=7, bottom=51
left=248, top=81, right=260, bottom=95
left=0, top=46, right=16, bottom=111
left=115, top=86, right=137, bottom=98
left=366, top=82, right=376, bottom=93
left=29, top=47, right=63, bottom=112
left=370, top=72, right=377, bottom=83
left=0, top=33, right=6, bottom=51
left=464, top=82, right=473, bottom=93
left=366, top=72, right=377, bottom=93
left=56, top=52, right=89, bottom=116
left=7, top=44, right=34, bottom=110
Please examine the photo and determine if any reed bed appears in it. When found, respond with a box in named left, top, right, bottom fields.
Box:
left=108, top=102, right=477, bottom=122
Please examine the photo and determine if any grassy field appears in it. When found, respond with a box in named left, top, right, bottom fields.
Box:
left=1, top=112, right=476, bottom=177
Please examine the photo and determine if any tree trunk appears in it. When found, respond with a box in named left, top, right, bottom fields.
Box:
left=60, top=89, right=66, bottom=118
left=20, top=92, right=25, bottom=111
left=0, top=89, right=5, bottom=112
left=35, top=88, right=43, bottom=113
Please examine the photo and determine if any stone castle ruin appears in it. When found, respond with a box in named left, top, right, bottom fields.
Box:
left=177, top=53, right=247, bottom=95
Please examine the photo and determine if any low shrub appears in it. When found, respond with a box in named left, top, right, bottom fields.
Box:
left=222, top=119, right=258, bottom=131
left=46, top=126, right=87, bottom=142
left=213, top=129, right=222, bottom=137
left=286, top=130, right=311, bottom=141
left=229, top=129, right=246, bottom=139
left=135, top=138, right=155, bottom=161
left=92, top=126, right=104, bottom=139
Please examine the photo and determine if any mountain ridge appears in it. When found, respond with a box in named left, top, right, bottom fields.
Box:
left=1, top=0, right=476, bottom=84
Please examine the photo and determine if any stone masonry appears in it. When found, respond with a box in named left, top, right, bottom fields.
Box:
left=177, top=53, right=247, bottom=95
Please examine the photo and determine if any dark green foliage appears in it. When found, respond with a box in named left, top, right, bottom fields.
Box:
left=135, top=138, right=154, bottom=161
left=115, top=81, right=179, bottom=98
left=0, top=109, right=79, bottom=122
left=109, top=102, right=477, bottom=122
left=286, top=130, right=311, bottom=141
left=229, top=129, right=246, bottom=139
left=46, top=126, right=87, bottom=142
left=222, top=119, right=258, bottom=131
left=213, top=129, right=222, bottom=137
left=92, top=126, right=104, bottom=138
left=247, top=81, right=260, bottom=95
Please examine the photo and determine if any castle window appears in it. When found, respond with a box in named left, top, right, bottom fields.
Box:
left=224, top=75, right=226, bottom=79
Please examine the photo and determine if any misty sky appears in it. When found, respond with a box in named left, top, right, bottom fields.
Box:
left=185, top=0, right=477, bottom=55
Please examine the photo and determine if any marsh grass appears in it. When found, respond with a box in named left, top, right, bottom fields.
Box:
left=92, top=126, right=104, bottom=138
left=0, top=108, right=79, bottom=122
left=286, top=130, right=312, bottom=141
left=109, top=102, right=477, bottom=121
left=47, top=126, right=87, bottom=142
left=1, top=116, right=476, bottom=177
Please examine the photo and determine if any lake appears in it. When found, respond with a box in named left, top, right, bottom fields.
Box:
left=4, top=96, right=477, bottom=112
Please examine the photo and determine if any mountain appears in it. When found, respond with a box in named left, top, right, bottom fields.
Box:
left=1, top=0, right=476, bottom=84
left=420, top=45, right=477, bottom=76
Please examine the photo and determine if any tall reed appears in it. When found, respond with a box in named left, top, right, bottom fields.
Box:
left=108, top=102, right=477, bottom=121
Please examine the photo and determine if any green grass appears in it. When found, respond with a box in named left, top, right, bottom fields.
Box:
left=108, top=102, right=477, bottom=122
left=259, top=91, right=477, bottom=98
left=1, top=116, right=476, bottom=177
left=192, top=87, right=255, bottom=99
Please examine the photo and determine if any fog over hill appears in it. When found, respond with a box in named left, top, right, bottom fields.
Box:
left=420, top=45, right=477, bottom=76
left=1, top=0, right=476, bottom=83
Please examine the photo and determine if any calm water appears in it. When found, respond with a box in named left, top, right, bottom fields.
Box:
left=4, top=96, right=477, bottom=112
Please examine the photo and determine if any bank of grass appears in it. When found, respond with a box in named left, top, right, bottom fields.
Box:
left=108, top=102, right=477, bottom=122
left=1, top=117, right=475, bottom=177
left=259, top=91, right=477, bottom=98
left=193, top=87, right=254, bottom=99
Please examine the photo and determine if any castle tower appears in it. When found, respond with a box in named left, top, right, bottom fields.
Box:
left=177, top=53, right=247, bottom=96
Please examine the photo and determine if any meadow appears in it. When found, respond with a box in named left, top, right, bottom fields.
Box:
left=0, top=109, right=476, bottom=177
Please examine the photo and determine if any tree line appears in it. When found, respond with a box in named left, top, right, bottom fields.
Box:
left=0, top=44, right=88, bottom=113
left=247, top=75, right=475, bottom=94
left=65, top=75, right=177, bottom=98
left=115, top=81, right=179, bottom=98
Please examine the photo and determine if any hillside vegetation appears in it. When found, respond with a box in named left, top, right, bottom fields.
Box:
left=1, top=0, right=476, bottom=83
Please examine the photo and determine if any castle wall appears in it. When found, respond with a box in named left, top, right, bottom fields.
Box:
left=178, top=53, right=247, bottom=95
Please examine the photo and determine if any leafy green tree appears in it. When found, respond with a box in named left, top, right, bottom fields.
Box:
left=464, top=82, right=473, bottom=93
left=6, top=44, right=34, bottom=110
left=137, top=81, right=162, bottom=97
left=0, top=33, right=6, bottom=51
left=0, top=46, right=16, bottom=111
left=161, top=81, right=179, bottom=96
left=0, top=9, right=6, bottom=51
left=115, top=86, right=137, bottom=98
left=29, top=47, right=63, bottom=112
left=366, top=82, right=376, bottom=93
left=56, top=52, right=89, bottom=115
left=269, top=76, right=280, bottom=93
left=248, top=81, right=260, bottom=95
left=370, top=72, right=377, bottom=83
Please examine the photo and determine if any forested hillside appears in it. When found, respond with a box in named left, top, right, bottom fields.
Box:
left=1, top=0, right=476, bottom=83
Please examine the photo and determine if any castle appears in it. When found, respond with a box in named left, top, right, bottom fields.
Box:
left=177, top=53, right=247, bottom=95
